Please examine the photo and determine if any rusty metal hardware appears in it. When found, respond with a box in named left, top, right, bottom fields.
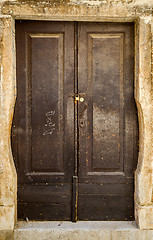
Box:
left=79, top=119, right=86, bottom=128
left=69, top=93, right=85, bottom=102
left=75, top=94, right=80, bottom=101
left=69, top=93, right=79, bottom=101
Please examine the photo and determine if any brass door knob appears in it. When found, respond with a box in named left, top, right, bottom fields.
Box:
left=80, top=97, right=84, bottom=102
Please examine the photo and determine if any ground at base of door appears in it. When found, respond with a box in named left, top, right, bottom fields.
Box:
left=1, top=221, right=153, bottom=240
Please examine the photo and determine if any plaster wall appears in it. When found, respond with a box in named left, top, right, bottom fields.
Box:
left=0, top=0, right=153, bottom=232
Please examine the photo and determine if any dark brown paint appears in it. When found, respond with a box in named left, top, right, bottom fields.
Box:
left=11, top=21, right=138, bottom=221
left=77, top=22, right=138, bottom=220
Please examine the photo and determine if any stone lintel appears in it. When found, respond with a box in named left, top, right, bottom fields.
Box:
left=1, top=0, right=153, bottom=20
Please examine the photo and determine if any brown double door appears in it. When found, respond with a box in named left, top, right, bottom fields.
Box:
left=12, top=21, right=138, bottom=221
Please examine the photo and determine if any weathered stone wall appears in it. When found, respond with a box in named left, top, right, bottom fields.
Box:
left=134, top=16, right=153, bottom=230
left=0, top=0, right=153, bottom=21
left=0, top=0, right=153, bottom=232
left=0, top=15, right=17, bottom=230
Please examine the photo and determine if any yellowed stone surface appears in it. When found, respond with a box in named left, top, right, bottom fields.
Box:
left=0, top=16, right=17, bottom=230
left=0, top=0, right=153, bottom=231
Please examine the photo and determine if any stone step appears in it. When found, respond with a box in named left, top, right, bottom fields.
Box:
left=1, top=221, right=153, bottom=240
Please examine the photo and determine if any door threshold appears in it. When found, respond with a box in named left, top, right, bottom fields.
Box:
left=15, top=220, right=138, bottom=230
left=14, top=221, right=153, bottom=240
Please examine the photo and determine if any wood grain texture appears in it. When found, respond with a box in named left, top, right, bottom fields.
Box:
left=12, top=21, right=138, bottom=221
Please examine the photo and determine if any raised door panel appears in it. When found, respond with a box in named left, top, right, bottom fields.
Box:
left=88, top=33, right=124, bottom=173
left=28, top=33, right=64, bottom=173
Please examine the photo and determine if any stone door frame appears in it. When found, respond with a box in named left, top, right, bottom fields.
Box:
left=0, top=0, right=153, bottom=230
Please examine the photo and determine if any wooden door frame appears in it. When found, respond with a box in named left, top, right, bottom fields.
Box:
left=0, top=0, right=153, bottom=230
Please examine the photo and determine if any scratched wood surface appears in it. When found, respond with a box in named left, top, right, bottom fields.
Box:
left=12, top=21, right=75, bottom=220
left=78, top=22, right=138, bottom=220
left=11, top=21, right=138, bottom=221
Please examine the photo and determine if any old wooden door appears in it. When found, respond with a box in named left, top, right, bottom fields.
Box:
left=77, top=22, right=138, bottom=220
left=12, top=21, right=138, bottom=221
